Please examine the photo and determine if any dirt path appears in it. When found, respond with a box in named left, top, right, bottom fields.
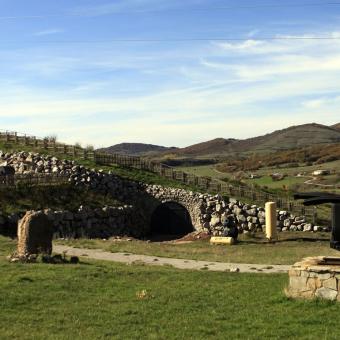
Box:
left=54, top=245, right=291, bottom=274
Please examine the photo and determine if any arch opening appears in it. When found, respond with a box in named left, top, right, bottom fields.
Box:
left=149, top=202, right=194, bottom=241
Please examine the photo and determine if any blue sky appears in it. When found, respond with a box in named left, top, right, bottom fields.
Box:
left=0, top=0, right=340, bottom=147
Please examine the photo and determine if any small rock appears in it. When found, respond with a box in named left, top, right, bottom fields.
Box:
left=230, top=267, right=240, bottom=273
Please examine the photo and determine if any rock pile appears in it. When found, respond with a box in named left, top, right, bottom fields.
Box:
left=0, top=151, right=75, bottom=175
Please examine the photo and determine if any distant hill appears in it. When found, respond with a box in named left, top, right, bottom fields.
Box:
left=99, top=123, right=340, bottom=159
left=173, top=138, right=238, bottom=156
left=163, top=123, right=340, bottom=158
left=231, top=123, right=340, bottom=153
left=331, top=123, right=340, bottom=131
left=97, top=143, right=178, bottom=156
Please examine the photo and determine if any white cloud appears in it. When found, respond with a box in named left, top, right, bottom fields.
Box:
left=70, top=0, right=188, bottom=16
left=230, top=55, right=340, bottom=80
left=215, top=32, right=340, bottom=55
left=34, top=29, right=64, bottom=36
left=302, top=96, right=340, bottom=109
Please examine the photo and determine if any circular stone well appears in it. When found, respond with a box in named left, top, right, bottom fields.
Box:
left=287, top=257, right=340, bottom=301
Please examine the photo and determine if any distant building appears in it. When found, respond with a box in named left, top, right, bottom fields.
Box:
left=312, top=170, right=330, bottom=176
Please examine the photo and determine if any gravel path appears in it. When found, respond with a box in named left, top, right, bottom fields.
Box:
left=54, top=245, right=291, bottom=274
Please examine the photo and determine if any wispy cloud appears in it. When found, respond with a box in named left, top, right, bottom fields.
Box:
left=70, top=0, right=187, bottom=16
left=215, top=32, right=340, bottom=55
left=33, top=29, right=64, bottom=36
left=247, top=29, right=261, bottom=38
left=302, top=96, right=340, bottom=109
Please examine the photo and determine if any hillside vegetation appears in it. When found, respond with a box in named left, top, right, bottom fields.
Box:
left=216, top=143, right=340, bottom=172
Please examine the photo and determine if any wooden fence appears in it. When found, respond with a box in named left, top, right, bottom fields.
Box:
left=95, top=153, right=317, bottom=221
left=0, top=130, right=317, bottom=220
left=0, top=131, right=94, bottom=160
left=0, top=173, right=69, bottom=188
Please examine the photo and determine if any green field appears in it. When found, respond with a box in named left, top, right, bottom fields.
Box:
left=3, top=236, right=340, bottom=339
left=178, top=165, right=228, bottom=180
left=244, top=175, right=307, bottom=189
left=178, top=161, right=340, bottom=199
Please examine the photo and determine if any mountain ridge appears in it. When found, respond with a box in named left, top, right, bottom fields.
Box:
left=99, top=123, right=340, bottom=158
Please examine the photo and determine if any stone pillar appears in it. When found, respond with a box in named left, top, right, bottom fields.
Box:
left=265, top=202, right=277, bottom=240
left=17, top=211, right=54, bottom=257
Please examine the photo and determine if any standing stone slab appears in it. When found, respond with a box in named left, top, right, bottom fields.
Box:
left=17, top=211, right=53, bottom=257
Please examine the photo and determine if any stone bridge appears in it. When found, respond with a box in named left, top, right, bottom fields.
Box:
left=142, top=185, right=222, bottom=235
left=0, top=151, right=318, bottom=239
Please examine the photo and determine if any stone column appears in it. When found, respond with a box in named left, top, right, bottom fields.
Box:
left=265, top=202, right=277, bottom=240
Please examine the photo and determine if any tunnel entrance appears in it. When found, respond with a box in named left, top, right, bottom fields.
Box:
left=150, top=202, right=194, bottom=241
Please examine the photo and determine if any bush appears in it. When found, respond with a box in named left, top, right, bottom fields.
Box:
left=43, top=135, right=57, bottom=143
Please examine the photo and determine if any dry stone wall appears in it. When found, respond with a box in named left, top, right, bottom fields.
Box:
left=48, top=205, right=145, bottom=239
left=0, top=151, right=327, bottom=238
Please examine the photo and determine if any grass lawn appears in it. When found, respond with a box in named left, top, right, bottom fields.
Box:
left=177, top=165, right=228, bottom=180
left=244, top=175, right=306, bottom=189
left=179, top=161, right=339, bottom=192
left=56, top=232, right=340, bottom=265
left=2, top=236, right=340, bottom=339
left=256, top=160, right=340, bottom=177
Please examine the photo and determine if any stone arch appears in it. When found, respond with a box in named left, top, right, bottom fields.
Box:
left=142, top=188, right=205, bottom=233
left=150, top=201, right=194, bottom=238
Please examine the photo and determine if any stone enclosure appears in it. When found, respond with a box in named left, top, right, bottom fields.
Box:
left=287, top=257, right=340, bottom=301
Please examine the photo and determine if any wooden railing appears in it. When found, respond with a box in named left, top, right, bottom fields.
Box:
left=0, top=130, right=94, bottom=160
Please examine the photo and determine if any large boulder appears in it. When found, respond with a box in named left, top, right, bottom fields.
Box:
left=0, top=165, right=15, bottom=176
left=17, top=211, right=53, bottom=257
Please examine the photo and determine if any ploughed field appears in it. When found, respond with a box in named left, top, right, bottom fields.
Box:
left=2, top=236, right=340, bottom=339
